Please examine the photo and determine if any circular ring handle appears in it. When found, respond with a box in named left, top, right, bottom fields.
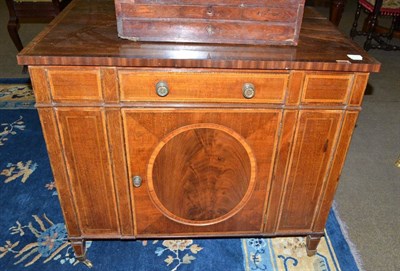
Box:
left=132, top=176, right=142, bottom=188
left=242, top=83, right=255, bottom=99
left=156, top=81, right=169, bottom=97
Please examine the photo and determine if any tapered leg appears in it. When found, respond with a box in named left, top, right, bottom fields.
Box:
left=306, top=235, right=322, bottom=256
left=70, top=238, right=93, bottom=268
left=70, top=238, right=86, bottom=260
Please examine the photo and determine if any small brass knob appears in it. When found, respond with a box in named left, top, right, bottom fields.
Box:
left=132, top=176, right=142, bottom=188
left=206, top=6, right=214, bottom=17
left=156, top=81, right=169, bottom=97
left=242, top=83, right=256, bottom=99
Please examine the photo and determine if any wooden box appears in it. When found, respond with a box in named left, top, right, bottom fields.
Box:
left=115, top=0, right=306, bottom=45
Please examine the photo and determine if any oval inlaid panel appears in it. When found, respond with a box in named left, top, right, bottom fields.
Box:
left=147, top=123, right=256, bottom=226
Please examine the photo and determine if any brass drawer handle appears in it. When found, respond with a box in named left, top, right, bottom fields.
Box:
left=242, top=83, right=255, bottom=99
left=156, top=81, right=169, bottom=97
left=132, top=176, right=142, bottom=188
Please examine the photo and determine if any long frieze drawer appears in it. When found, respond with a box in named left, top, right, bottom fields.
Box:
left=119, top=71, right=289, bottom=103
left=301, top=73, right=354, bottom=104
left=47, top=68, right=103, bottom=103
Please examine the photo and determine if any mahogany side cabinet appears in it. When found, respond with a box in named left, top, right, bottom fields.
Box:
left=18, top=0, right=380, bottom=263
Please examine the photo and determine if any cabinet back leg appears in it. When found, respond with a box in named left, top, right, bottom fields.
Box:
left=306, top=235, right=322, bottom=256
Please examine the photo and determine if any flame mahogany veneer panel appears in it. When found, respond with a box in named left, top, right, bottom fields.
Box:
left=123, top=109, right=281, bottom=236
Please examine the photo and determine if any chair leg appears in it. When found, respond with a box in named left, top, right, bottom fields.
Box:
left=330, top=0, right=347, bottom=26
left=350, top=3, right=362, bottom=38
left=7, top=16, right=23, bottom=52
left=364, top=11, right=379, bottom=50
left=387, top=16, right=397, bottom=40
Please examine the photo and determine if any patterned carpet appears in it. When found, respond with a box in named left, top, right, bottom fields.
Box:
left=0, top=79, right=35, bottom=109
left=0, top=82, right=362, bottom=271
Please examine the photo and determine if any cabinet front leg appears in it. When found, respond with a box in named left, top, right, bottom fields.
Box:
left=306, top=235, right=322, bottom=256
left=70, top=238, right=93, bottom=268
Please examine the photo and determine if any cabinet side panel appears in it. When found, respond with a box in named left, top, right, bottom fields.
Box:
left=349, top=73, right=369, bottom=106
left=313, top=111, right=359, bottom=231
left=264, top=110, right=298, bottom=233
left=277, top=110, right=342, bottom=232
left=29, top=67, right=52, bottom=103
left=56, top=108, right=120, bottom=236
left=37, top=108, right=80, bottom=236
left=105, top=109, right=134, bottom=236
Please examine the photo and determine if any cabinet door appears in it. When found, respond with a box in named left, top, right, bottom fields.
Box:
left=56, top=108, right=120, bottom=236
left=123, top=109, right=281, bottom=237
left=276, top=110, right=342, bottom=233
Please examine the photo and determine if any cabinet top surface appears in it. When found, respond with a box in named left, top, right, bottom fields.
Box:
left=18, top=0, right=380, bottom=72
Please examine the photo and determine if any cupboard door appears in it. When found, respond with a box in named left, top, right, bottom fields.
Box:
left=277, top=110, right=342, bottom=233
left=56, top=108, right=120, bottom=236
left=123, top=109, right=281, bottom=237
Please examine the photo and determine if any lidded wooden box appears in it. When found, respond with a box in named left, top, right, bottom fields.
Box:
left=115, top=0, right=306, bottom=45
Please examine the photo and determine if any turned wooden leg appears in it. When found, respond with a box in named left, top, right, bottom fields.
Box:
left=70, top=238, right=93, bottom=268
left=364, top=12, right=379, bottom=51
left=350, top=3, right=362, bottom=38
left=306, top=235, right=322, bottom=256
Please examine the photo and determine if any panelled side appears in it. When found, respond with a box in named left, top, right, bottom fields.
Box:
left=313, top=111, right=359, bottom=231
left=56, top=108, right=120, bottom=237
left=276, top=110, right=343, bottom=233
left=37, top=108, right=81, bottom=237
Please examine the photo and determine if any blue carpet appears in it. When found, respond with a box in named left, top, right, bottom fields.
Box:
left=0, top=110, right=361, bottom=271
left=0, top=78, right=30, bottom=84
